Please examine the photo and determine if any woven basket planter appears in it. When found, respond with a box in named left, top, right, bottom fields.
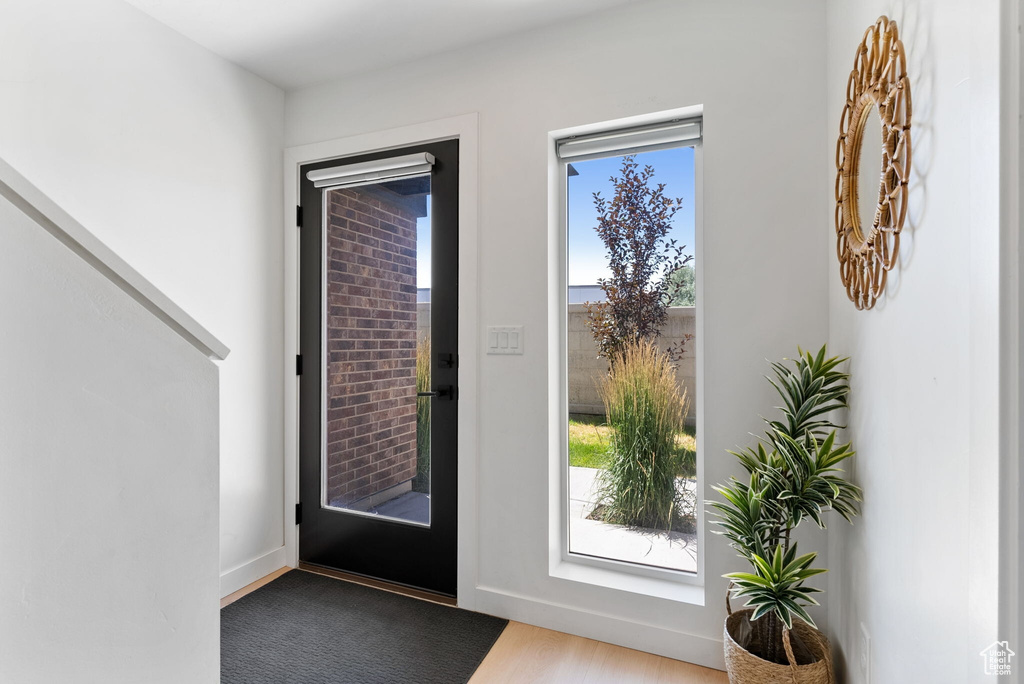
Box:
left=723, top=604, right=834, bottom=684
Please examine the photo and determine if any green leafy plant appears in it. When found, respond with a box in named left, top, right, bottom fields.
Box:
left=710, top=346, right=861, bottom=664
left=727, top=545, right=826, bottom=627
left=597, top=338, right=690, bottom=530
left=412, top=337, right=431, bottom=493
left=667, top=264, right=695, bottom=307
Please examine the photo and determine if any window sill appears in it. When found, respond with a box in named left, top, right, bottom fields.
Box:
left=549, top=556, right=705, bottom=605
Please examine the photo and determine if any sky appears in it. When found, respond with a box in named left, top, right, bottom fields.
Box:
left=567, top=147, right=695, bottom=286
left=417, top=195, right=431, bottom=288
left=415, top=146, right=695, bottom=289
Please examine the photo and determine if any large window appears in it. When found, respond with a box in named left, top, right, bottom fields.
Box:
left=559, top=119, right=701, bottom=576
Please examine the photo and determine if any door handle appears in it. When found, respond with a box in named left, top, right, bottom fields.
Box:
left=417, top=385, right=456, bottom=400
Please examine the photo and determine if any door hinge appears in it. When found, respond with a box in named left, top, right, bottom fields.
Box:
left=296, top=205, right=303, bottom=227
left=295, top=503, right=302, bottom=525
left=296, top=354, right=303, bottom=375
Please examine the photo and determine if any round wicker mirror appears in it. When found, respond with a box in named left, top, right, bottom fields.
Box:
left=835, top=16, right=912, bottom=310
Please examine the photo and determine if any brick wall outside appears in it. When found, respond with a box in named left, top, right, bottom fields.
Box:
left=325, top=187, right=419, bottom=508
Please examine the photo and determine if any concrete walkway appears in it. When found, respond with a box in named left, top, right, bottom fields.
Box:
left=342, top=468, right=697, bottom=575
left=369, top=491, right=430, bottom=524
left=569, top=466, right=697, bottom=573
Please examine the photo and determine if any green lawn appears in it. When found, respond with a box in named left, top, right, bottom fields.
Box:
left=568, top=413, right=696, bottom=475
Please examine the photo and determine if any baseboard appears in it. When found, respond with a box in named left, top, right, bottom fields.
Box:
left=220, top=546, right=289, bottom=599
left=471, top=585, right=726, bottom=671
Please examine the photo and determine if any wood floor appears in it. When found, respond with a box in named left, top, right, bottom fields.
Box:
left=470, top=621, right=727, bottom=684
left=221, top=568, right=728, bottom=683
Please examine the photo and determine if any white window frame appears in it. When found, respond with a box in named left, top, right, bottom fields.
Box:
left=551, top=113, right=706, bottom=597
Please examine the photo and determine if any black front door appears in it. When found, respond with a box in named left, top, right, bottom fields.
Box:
left=298, top=139, right=458, bottom=596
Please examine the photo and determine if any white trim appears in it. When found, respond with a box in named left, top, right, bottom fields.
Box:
left=548, top=105, right=706, bottom=597
left=0, top=157, right=229, bottom=361
left=282, top=113, right=481, bottom=608
left=219, top=546, right=287, bottom=598
left=999, top=0, right=1022, bottom=655
left=548, top=558, right=704, bottom=604
left=967, top=0, right=1006, bottom=659
left=694, top=136, right=707, bottom=588
left=472, top=584, right=725, bottom=670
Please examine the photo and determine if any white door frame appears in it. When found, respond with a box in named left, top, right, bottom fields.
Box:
left=999, top=0, right=1022, bottom=655
left=283, top=113, right=481, bottom=608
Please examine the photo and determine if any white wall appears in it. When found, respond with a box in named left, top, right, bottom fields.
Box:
left=286, top=0, right=829, bottom=667
left=825, top=2, right=1004, bottom=682
left=0, top=0, right=286, bottom=593
left=0, top=190, right=220, bottom=681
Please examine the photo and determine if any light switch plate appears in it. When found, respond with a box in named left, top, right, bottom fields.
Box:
left=487, top=325, right=524, bottom=355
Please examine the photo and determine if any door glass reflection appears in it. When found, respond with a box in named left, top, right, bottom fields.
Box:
left=322, top=174, right=432, bottom=526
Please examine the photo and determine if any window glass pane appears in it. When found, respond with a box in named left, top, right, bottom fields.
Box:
left=322, top=175, right=432, bottom=526
left=566, top=146, right=698, bottom=572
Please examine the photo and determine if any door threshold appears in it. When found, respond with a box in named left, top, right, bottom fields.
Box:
left=298, top=562, right=457, bottom=607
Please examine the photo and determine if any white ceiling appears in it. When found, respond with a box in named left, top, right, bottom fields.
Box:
left=124, top=0, right=640, bottom=90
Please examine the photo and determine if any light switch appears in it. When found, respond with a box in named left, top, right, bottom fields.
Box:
left=487, top=325, right=524, bottom=355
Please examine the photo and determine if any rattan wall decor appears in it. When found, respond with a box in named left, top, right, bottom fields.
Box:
left=835, top=16, right=912, bottom=310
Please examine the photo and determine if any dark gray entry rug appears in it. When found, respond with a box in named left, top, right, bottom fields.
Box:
left=221, top=570, right=507, bottom=684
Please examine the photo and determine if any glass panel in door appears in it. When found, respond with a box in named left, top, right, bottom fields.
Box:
left=322, top=175, right=432, bottom=526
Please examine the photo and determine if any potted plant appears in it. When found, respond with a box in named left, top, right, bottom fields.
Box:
left=710, top=346, right=861, bottom=682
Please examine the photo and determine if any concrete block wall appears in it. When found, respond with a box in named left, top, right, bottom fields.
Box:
left=567, top=304, right=696, bottom=420
left=324, top=187, right=419, bottom=507
left=417, top=302, right=430, bottom=342
left=417, top=302, right=695, bottom=421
